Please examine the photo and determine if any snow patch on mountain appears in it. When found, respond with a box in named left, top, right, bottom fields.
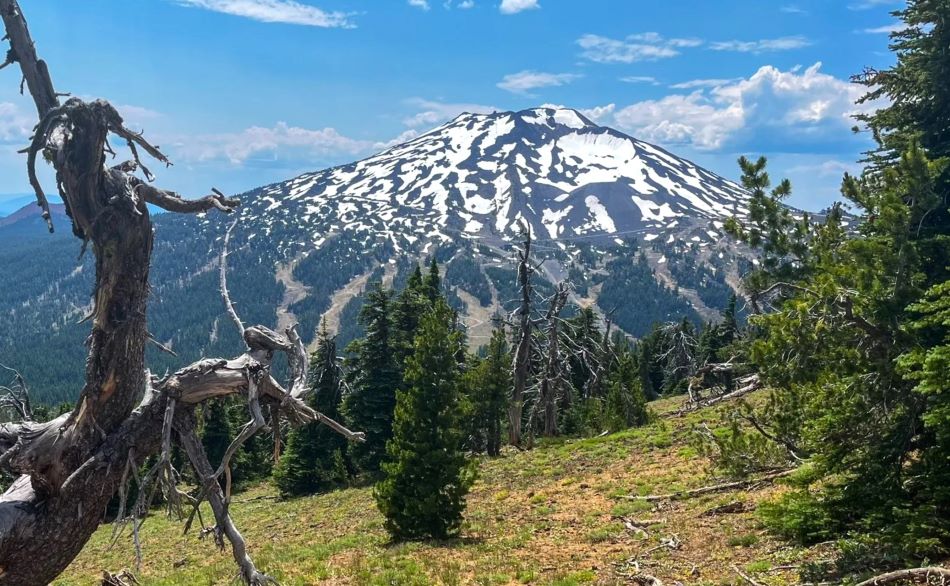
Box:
left=214, top=107, right=749, bottom=255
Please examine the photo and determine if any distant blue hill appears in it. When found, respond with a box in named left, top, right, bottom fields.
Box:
left=0, top=195, right=36, bottom=217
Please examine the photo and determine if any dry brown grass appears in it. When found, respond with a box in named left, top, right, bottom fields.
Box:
left=55, top=395, right=827, bottom=585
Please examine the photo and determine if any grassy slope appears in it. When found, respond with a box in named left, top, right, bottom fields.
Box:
left=56, top=396, right=828, bottom=586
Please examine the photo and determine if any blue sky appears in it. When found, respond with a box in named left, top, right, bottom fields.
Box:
left=0, top=0, right=903, bottom=212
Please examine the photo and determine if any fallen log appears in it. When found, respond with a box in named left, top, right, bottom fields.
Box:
left=621, top=469, right=794, bottom=502
left=855, top=567, right=950, bottom=586
left=732, top=564, right=767, bottom=586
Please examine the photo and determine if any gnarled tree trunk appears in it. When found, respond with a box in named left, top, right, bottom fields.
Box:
left=508, top=225, right=533, bottom=447
left=0, top=2, right=361, bottom=584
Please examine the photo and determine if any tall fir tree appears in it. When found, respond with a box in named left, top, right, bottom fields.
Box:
left=343, top=283, right=400, bottom=474
left=274, top=321, right=349, bottom=497
left=392, top=264, right=433, bottom=370
left=604, top=344, right=649, bottom=432
left=374, top=299, right=474, bottom=540
left=637, top=335, right=661, bottom=401
left=461, top=326, right=511, bottom=456
left=423, top=257, right=442, bottom=303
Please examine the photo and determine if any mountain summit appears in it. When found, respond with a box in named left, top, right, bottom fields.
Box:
left=3, top=107, right=750, bottom=404
left=220, top=107, right=748, bottom=252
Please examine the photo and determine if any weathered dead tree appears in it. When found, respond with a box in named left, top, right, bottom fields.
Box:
left=619, top=468, right=793, bottom=502
left=538, top=283, right=570, bottom=437
left=0, top=363, right=33, bottom=421
left=508, top=223, right=534, bottom=447
left=855, top=567, right=950, bottom=586
left=0, top=3, right=362, bottom=584
left=657, top=320, right=698, bottom=393
left=680, top=359, right=761, bottom=413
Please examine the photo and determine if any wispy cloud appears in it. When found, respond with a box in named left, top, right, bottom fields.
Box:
left=577, top=32, right=702, bottom=64
left=669, top=78, right=740, bottom=89
left=620, top=76, right=660, bottom=85
left=175, top=122, right=372, bottom=165
left=408, top=0, right=430, bottom=10
left=174, top=0, right=354, bottom=27
left=848, top=0, right=899, bottom=10
left=710, top=36, right=811, bottom=52
left=859, top=23, right=903, bottom=34
left=780, top=4, right=808, bottom=14
left=499, top=0, right=539, bottom=14
left=497, top=70, right=581, bottom=95
left=786, top=159, right=861, bottom=177
left=402, top=98, right=498, bottom=128
left=0, top=102, right=33, bottom=143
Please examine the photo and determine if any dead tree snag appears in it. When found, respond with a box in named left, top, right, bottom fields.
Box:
left=0, top=2, right=362, bottom=584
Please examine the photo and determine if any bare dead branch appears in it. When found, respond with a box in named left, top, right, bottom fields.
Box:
left=855, top=567, right=950, bottom=586
left=508, top=221, right=534, bottom=447
left=621, top=469, right=794, bottom=502
left=220, top=218, right=246, bottom=339
left=134, top=182, right=239, bottom=214
left=177, top=415, right=277, bottom=586
left=147, top=333, right=178, bottom=358
left=732, top=564, right=767, bottom=586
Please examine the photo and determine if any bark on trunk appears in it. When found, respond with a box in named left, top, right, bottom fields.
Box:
left=0, top=3, right=362, bottom=583
left=508, top=226, right=533, bottom=447
left=539, top=284, right=568, bottom=437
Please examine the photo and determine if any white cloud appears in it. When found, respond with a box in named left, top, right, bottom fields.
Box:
left=174, top=0, right=354, bottom=27
left=499, top=0, right=539, bottom=14
left=175, top=122, right=373, bottom=164
left=374, top=129, right=421, bottom=150
left=669, top=78, right=740, bottom=89
left=75, top=99, right=163, bottom=129
left=497, top=70, right=581, bottom=95
left=860, top=23, right=903, bottom=34
left=608, top=62, right=873, bottom=151
left=620, top=76, right=660, bottom=85
left=408, top=0, right=430, bottom=10
left=848, top=0, right=899, bottom=10
left=710, top=36, right=812, bottom=53
left=786, top=159, right=861, bottom=178
left=402, top=98, right=498, bottom=128
left=457, top=0, right=475, bottom=7
left=579, top=104, right=616, bottom=124
left=114, top=105, right=162, bottom=124
left=780, top=4, right=807, bottom=14
left=0, top=102, right=34, bottom=143
left=577, top=33, right=701, bottom=64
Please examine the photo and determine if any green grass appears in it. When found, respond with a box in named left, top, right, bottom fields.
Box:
left=54, top=394, right=824, bottom=585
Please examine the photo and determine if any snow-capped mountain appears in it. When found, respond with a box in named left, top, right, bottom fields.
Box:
left=3, top=107, right=753, bottom=403
left=218, top=107, right=748, bottom=254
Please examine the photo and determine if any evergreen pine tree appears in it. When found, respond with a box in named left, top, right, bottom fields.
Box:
left=274, top=321, right=349, bottom=497
left=716, top=20, right=950, bottom=555
left=198, top=398, right=272, bottom=491
left=637, top=336, right=660, bottom=401
left=460, top=326, right=510, bottom=456
left=201, top=399, right=232, bottom=472
left=343, top=283, right=400, bottom=474
left=392, top=265, right=433, bottom=369
left=374, top=299, right=474, bottom=540
left=604, top=345, right=649, bottom=432
left=423, top=257, right=442, bottom=303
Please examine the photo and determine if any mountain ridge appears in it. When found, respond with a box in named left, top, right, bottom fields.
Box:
left=203, top=107, right=750, bottom=258
left=0, top=107, right=750, bottom=405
